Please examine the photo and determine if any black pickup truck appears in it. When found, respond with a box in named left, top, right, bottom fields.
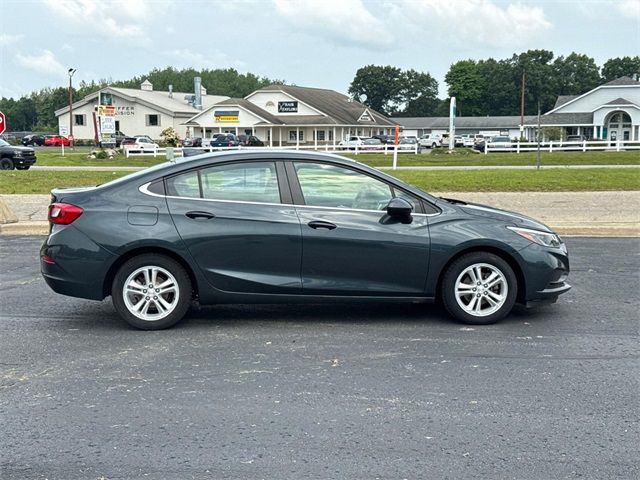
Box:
left=0, top=139, right=37, bottom=170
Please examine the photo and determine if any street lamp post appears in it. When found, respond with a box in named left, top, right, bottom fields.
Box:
left=68, top=68, right=76, bottom=148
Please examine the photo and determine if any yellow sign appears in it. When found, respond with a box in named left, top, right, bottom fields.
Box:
left=97, top=105, right=115, bottom=116
left=214, top=110, right=239, bottom=122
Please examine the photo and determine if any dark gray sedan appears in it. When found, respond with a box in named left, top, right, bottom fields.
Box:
left=41, top=151, right=570, bottom=330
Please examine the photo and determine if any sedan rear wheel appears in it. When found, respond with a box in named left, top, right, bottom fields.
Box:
left=112, top=254, right=191, bottom=330
left=442, top=252, right=517, bottom=325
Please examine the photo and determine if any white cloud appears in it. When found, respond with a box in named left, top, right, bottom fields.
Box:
left=389, top=0, right=552, bottom=48
left=616, top=0, right=640, bottom=18
left=0, top=33, right=24, bottom=47
left=15, top=50, right=68, bottom=78
left=164, top=48, right=247, bottom=71
left=42, top=0, right=154, bottom=42
left=272, top=0, right=394, bottom=49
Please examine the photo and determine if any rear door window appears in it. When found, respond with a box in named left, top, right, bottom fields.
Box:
left=166, top=162, right=280, bottom=204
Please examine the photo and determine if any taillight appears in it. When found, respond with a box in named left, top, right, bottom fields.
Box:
left=48, top=203, right=84, bottom=225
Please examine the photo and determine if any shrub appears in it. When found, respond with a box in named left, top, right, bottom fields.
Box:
left=160, top=127, right=180, bottom=147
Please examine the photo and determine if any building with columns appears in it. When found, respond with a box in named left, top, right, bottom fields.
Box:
left=394, top=76, right=640, bottom=142
left=183, top=84, right=397, bottom=146
left=522, top=76, right=640, bottom=142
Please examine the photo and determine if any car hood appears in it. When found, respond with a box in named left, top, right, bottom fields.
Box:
left=439, top=198, right=554, bottom=233
left=5, top=145, right=35, bottom=153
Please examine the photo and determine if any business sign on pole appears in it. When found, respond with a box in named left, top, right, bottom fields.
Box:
left=100, top=116, right=116, bottom=134
left=59, top=125, right=69, bottom=136
left=97, top=105, right=115, bottom=116
left=99, top=115, right=116, bottom=145
left=0, top=111, right=6, bottom=135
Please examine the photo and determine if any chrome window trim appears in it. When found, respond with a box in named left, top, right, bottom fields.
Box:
left=139, top=182, right=440, bottom=217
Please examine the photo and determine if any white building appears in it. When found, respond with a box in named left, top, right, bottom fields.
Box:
left=523, top=76, right=640, bottom=141
left=55, top=80, right=228, bottom=141
left=183, top=84, right=397, bottom=146
left=394, top=76, right=640, bottom=142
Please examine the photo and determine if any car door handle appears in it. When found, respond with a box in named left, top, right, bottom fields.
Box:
left=308, top=220, right=337, bottom=230
left=185, top=211, right=216, bottom=220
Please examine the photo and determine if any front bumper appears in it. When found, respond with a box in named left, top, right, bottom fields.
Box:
left=13, top=156, right=36, bottom=167
left=518, top=242, right=571, bottom=305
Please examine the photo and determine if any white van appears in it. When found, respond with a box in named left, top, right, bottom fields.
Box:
left=418, top=133, right=442, bottom=148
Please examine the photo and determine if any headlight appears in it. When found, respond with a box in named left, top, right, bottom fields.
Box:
left=507, top=226, right=564, bottom=249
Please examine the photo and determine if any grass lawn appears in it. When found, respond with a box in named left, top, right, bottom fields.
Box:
left=0, top=170, right=129, bottom=194
left=2, top=167, right=638, bottom=195
left=33, top=147, right=640, bottom=169
left=33, top=148, right=164, bottom=167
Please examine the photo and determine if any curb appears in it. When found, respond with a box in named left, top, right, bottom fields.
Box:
left=1, top=221, right=638, bottom=238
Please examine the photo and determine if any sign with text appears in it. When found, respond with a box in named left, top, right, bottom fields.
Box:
left=100, top=116, right=116, bottom=134
left=358, top=109, right=373, bottom=122
left=59, top=125, right=68, bottom=136
left=97, top=105, right=116, bottom=116
left=0, top=111, right=6, bottom=135
left=278, top=101, right=298, bottom=113
left=214, top=110, right=239, bottom=122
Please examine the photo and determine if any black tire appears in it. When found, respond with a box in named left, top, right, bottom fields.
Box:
left=441, top=252, right=517, bottom=325
left=112, top=254, right=192, bottom=330
left=0, top=158, right=14, bottom=170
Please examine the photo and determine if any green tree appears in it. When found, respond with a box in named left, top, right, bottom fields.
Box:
left=348, top=65, right=405, bottom=114
left=601, top=56, right=640, bottom=82
left=512, top=49, right=556, bottom=114
left=445, top=60, right=484, bottom=116
left=552, top=53, right=601, bottom=94
left=477, top=58, right=518, bottom=115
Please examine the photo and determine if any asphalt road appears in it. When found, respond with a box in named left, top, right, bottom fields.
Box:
left=0, top=236, right=638, bottom=480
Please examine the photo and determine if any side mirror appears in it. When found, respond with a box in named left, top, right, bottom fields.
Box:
left=386, top=197, right=413, bottom=219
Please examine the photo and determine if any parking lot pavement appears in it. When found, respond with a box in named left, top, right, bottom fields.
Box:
left=0, top=237, right=638, bottom=480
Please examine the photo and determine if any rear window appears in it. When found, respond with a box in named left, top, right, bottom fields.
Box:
left=165, top=162, right=281, bottom=204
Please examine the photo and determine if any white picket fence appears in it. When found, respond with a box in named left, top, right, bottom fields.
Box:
left=124, top=143, right=421, bottom=158
left=485, top=139, right=640, bottom=154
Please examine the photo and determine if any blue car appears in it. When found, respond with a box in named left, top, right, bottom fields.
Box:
left=210, top=133, right=239, bottom=147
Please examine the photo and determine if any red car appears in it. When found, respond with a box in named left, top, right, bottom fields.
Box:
left=44, top=135, right=70, bottom=146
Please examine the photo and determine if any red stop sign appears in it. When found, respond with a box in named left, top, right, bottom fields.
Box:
left=0, top=111, right=5, bottom=135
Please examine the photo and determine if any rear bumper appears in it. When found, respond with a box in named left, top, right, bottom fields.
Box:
left=41, top=225, right=116, bottom=301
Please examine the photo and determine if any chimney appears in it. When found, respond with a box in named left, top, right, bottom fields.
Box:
left=194, top=77, right=202, bottom=110
left=168, top=84, right=173, bottom=98
left=141, top=79, right=153, bottom=91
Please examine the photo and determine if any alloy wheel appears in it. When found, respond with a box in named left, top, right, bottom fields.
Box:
left=454, top=263, right=508, bottom=317
left=122, top=265, right=180, bottom=321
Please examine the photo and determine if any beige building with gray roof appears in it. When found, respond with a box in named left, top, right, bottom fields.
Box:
left=184, top=84, right=398, bottom=147
left=55, top=80, right=229, bottom=142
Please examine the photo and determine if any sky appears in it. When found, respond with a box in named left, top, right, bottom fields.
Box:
left=1, top=0, right=639, bottom=100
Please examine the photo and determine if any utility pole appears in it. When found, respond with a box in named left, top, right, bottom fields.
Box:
left=520, top=71, right=526, bottom=139
left=536, top=100, right=541, bottom=170
left=68, top=68, right=76, bottom=148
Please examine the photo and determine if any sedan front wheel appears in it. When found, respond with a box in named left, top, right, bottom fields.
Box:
left=441, top=252, right=517, bottom=324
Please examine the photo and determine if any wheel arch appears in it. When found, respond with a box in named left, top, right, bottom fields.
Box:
left=102, top=246, right=200, bottom=299
left=435, top=245, right=527, bottom=304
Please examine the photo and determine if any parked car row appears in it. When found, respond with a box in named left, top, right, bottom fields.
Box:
left=338, top=135, right=422, bottom=151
